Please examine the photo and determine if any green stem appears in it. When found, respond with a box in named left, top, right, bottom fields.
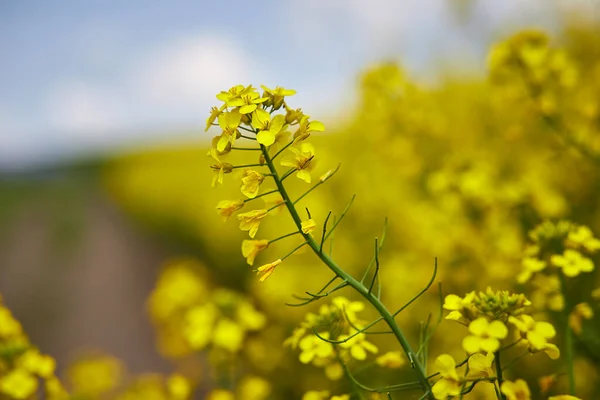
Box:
left=259, top=144, right=434, bottom=399
left=268, top=230, right=301, bottom=244
left=243, top=189, right=279, bottom=203
left=494, top=351, right=505, bottom=400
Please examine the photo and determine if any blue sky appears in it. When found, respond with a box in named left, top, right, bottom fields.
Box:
left=0, top=0, right=591, bottom=170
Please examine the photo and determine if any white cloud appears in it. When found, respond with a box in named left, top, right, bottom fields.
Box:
left=41, top=34, right=255, bottom=148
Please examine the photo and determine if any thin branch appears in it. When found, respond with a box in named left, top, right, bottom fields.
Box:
left=361, top=218, right=388, bottom=283
left=368, top=238, right=380, bottom=296
left=322, top=194, right=356, bottom=242
left=392, top=258, right=438, bottom=318
left=293, top=163, right=341, bottom=206
left=319, top=211, right=332, bottom=253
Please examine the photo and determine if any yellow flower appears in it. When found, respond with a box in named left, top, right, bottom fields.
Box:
left=205, top=105, right=225, bottom=131
left=517, top=257, right=547, bottom=283
left=332, top=297, right=365, bottom=325
left=285, top=107, right=304, bottom=124
left=281, top=143, right=315, bottom=183
left=209, top=150, right=234, bottom=187
left=569, top=302, right=594, bottom=335
left=443, top=292, right=475, bottom=322
left=508, top=314, right=559, bottom=359
left=462, top=317, right=508, bottom=354
left=216, top=199, right=244, bottom=222
left=302, top=390, right=330, bottom=400
left=251, top=108, right=287, bottom=146
left=293, top=115, right=325, bottom=142
left=184, top=303, right=218, bottom=350
left=227, top=90, right=268, bottom=114
left=0, top=306, right=23, bottom=338
left=17, top=349, right=56, bottom=378
left=241, top=169, right=265, bottom=198
left=261, top=85, right=296, bottom=109
left=256, top=259, right=282, bottom=281
left=467, top=352, right=495, bottom=379
left=237, top=376, right=271, bottom=400
left=235, top=301, right=266, bottom=331
left=0, top=369, right=38, bottom=399
left=548, top=396, right=582, bottom=400
left=550, top=249, right=594, bottom=277
left=67, top=354, right=123, bottom=396
left=212, top=318, right=244, bottom=352
left=338, top=332, right=378, bottom=360
left=238, top=209, right=268, bottom=238
left=330, top=396, right=350, bottom=400
left=301, top=218, right=317, bottom=235
left=216, top=84, right=252, bottom=103
left=431, top=354, right=462, bottom=400
left=241, top=239, right=270, bottom=266
left=568, top=225, right=600, bottom=252
left=501, top=379, right=531, bottom=400
left=299, top=333, right=335, bottom=364
left=216, top=109, right=242, bottom=151
left=167, top=374, right=191, bottom=400
left=375, top=351, right=405, bottom=368
left=207, top=389, right=236, bottom=400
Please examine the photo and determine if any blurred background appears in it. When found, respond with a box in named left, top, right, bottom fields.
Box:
left=2, top=1, right=600, bottom=398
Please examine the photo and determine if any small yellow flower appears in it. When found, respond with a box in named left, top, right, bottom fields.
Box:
left=568, top=225, right=600, bottom=252
left=467, top=352, right=495, bottom=379
left=330, top=395, right=350, bottom=400
left=302, top=390, right=330, bottom=400
left=285, top=107, right=304, bottom=124
left=216, top=109, right=242, bottom=152
left=509, top=314, right=559, bottom=359
left=241, top=169, right=265, bottom=198
left=501, top=379, right=531, bottom=400
left=548, top=396, right=582, bottom=400
left=216, top=200, right=244, bottom=222
left=238, top=209, right=268, bottom=238
left=212, top=318, right=244, bottom=352
left=517, top=257, right=547, bottom=283
left=293, top=115, right=325, bottom=142
left=298, top=332, right=335, bottom=364
left=241, top=239, right=269, bottom=266
left=261, top=85, right=296, bottom=109
left=281, top=143, right=315, bottom=183
left=167, top=374, right=191, bottom=400
left=338, top=332, right=378, bottom=360
left=209, top=150, right=234, bottom=187
left=227, top=90, right=268, bottom=114
left=251, top=108, right=287, bottom=146
left=17, top=349, right=56, bottom=378
left=0, top=369, right=38, bottom=399
left=216, top=84, right=252, bottom=103
left=462, top=317, right=508, bottom=354
left=551, top=249, right=594, bottom=277
left=569, top=302, right=594, bottom=335
left=431, top=354, right=462, bottom=400
left=205, top=105, right=225, bottom=131
left=375, top=351, right=405, bottom=368
left=256, top=259, right=282, bottom=281
left=207, top=389, right=236, bottom=400
left=301, top=218, right=317, bottom=235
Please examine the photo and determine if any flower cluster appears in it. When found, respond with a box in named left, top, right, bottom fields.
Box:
left=148, top=258, right=266, bottom=356
left=207, top=84, right=327, bottom=281
left=0, top=295, right=68, bottom=400
left=517, top=221, right=600, bottom=290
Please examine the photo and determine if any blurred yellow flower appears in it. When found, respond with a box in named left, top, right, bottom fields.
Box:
left=338, top=332, right=378, bottom=360
left=0, top=306, right=23, bottom=338
left=184, top=303, right=217, bottom=350
left=67, top=353, right=124, bottom=396
left=256, top=259, right=282, bottom=281
left=17, top=349, right=56, bottom=378
left=216, top=199, right=244, bottom=222
left=0, top=369, right=38, bottom=400
left=207, top=389, right=236, bottom=400
left=462, top=317, right=508, bottom=354
left=212, top=318, right=244, bottom=352
left=569, top=302, right=594, bottom=335
left=501, top=379, right=531, bottom=400
left=550, top=249, right=594, bottom=277
left=299, top=333, right=335, bottom=364
left=238, top=209, right=268, bottom=238
left=375, top=351, right=405, bottom=368
left=167, top=374, right=191, bottom=400
left=567, top=225, right=600, bottom=252
left=517, top=257, right=547, bottom=283
left=237, top=375, right=271, bottom=400
left=302, top=390, right=330, bottom=400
